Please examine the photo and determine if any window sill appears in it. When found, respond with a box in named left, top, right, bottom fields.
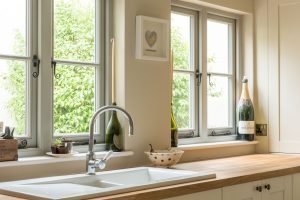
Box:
left=177, top=140, right=258, bottom=151
left=0, top=151, right=134, bottom=169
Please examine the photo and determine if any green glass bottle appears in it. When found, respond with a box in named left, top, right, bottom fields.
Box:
left=171, top=104, right=178, bottom=147
left=238, top=77, right=255, bottom=141
left=105, top=103, right=123, bottom=151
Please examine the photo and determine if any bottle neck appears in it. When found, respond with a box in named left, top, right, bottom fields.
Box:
left=241, top=82, right=250, bottom=99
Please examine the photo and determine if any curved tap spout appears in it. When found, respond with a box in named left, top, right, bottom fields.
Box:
left=86, top=105, right=134, bottom=175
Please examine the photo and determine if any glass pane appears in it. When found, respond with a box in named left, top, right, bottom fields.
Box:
left=53, top=64, right=95, bottom=135
left=53, top=0, right=95, bottom=62
left=0, top=59, right=27, bottom=136
left=207, top=76, right=231, bottom=128
left=172, top=73, right=193, bottom=129
left=0, top=0, right=26, bottom=56
left=207, top=19, right=230, bottom=74
left=171, top=12, right=191, bottom=70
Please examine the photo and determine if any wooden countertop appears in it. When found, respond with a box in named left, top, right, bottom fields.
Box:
left=2, top=154, right=300, bottom=200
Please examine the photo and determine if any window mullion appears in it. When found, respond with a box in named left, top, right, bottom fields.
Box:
left=200, top=9, right=208, bottom=141
left=27, top=0, right=38, bottom=147
left=95, top=0, right=105, bottom=143
left=193, top=11, right=200, bottom=138
left=37, top=0, right=54, bottom=153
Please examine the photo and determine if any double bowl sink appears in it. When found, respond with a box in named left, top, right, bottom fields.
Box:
left=0, top=167, right=216, bottom=200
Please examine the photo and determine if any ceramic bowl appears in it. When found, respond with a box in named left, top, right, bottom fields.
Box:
left=144, top=149, right=184, bottom=167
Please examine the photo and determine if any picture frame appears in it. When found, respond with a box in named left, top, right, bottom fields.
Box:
left=136, top=15, right=169, bottom=61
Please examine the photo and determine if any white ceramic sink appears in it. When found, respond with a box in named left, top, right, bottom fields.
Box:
left=0, top=167, right=216, bottom=200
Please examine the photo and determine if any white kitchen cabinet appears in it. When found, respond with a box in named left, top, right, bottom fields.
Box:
left=164, top=175, right=291, bottom=200
left=261, top=176, right=292, bottom=200
left=293, top=173, right=300, bottom=200
left=162, top=188, right=221, bottom=200
left=255, top=0, right=300, bottom=153
left=266, top=0, right=300, bottom=153
left=223, top=180, right=261, bottom=200
left=223, top=175, right=292, bottom=200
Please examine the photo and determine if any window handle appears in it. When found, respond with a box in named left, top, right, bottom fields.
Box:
left=196, top=70, right=202, bottom=86
left=32, top=55, right=40, bottom=78
left=208, top=73, right=213, bottom=86
left=51, top=58, right=60, bottom=79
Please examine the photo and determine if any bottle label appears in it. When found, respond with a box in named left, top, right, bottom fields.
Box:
left=239, top=121, right=255, bottom=134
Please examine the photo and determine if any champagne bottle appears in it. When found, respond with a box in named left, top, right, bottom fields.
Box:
left=238, top=76, right=255, bottom=141
left=105, top=103, right=122, bottom=151
left=171, top=103, right=178, bottom=147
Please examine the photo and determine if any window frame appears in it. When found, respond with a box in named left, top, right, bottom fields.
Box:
left=51, top=0, right=105, bottom=143
left=7, top=0, right=110, bottom=156
left=171, top=3, right=241, bottom=145
left=0, top=0, right=38, bottom=147
left=49, top=0, right=108, bottom=149
left=171, top=6, right=199, bottom=138
left=206, top=14, right=236, bottom=137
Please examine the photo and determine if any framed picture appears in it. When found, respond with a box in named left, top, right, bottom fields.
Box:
left=136, top=15, right=169, bottom=61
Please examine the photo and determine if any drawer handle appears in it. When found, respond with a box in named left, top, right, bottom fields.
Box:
left=256, top=186, right=263, bottom=192
left=264, top=184, right=271, bottom=190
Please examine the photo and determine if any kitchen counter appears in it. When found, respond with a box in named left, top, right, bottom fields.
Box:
left=2, top=154, right=300, bottom=200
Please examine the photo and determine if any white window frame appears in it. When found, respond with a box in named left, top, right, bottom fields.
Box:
left=171, top=6, right=199, bottom=138
left=205, top=14, right=236, bottom=137
left=51, top=0, right=105, bottom=144
left=171, top=3, right=241, bottom=145
left=40, top=0, right=108, bottom=153
left=12, top=0, right=110, bottom=156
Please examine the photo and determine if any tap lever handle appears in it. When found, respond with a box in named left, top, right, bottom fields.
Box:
left=96, top=151, right=113, bottom=170
left=103, top=150, right=113, bottom=161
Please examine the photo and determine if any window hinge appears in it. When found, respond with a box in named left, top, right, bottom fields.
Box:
left=32, top=55, right=40, bottom=78
left=196, top=70, right=202, bottom=86
left=210, top=130, right=233, bottom=136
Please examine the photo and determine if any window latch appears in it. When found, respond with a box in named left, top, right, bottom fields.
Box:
left=208, top=73, right=213, bottom=86
left=32, top=55, right=40, bottom=78
left=196, top=70, right=202, bottom=86
left=51, top=58, right=60, bottom=79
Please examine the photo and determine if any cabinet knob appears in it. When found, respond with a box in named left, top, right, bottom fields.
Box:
left=264, top=184, right=271, bottom=190
left=256, top=186, right=263, bottom=192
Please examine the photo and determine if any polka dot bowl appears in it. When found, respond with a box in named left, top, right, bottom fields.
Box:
left=144, top=149, right=184, bottom=167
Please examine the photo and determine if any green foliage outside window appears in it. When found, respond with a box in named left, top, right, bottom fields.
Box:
left=0, top=31, right=26, bottom=135
left=53, top=0, right=95, bottom=134
left=2, top=0, right=95, bottom=135
left=171, top=27, right=190, bottom=129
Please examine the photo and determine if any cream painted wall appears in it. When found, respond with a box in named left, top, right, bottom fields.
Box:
left=253, top=0, right=269, bottom=153
left=180, top=145, right=256, bottom=163
left=114, top=0, right=171, bottom=166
